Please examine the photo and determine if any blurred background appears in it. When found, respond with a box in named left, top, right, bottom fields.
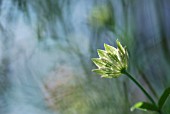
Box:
left=0, top=0, right=170, bottom=114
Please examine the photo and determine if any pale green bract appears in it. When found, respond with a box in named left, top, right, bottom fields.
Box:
left=92, top=40, right=128, bottom=78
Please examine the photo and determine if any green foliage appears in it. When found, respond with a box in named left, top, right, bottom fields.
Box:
left=131, top=102, right=158, bottom=112
left=158, top=87, right=170, bottom=109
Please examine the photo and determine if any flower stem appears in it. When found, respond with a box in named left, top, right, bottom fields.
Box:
left=122, top=70, right=156, bottom=105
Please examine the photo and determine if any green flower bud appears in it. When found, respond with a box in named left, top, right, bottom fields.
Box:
left=92, top=40, right=128, bottom=78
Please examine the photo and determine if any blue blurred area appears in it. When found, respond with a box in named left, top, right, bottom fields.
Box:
left=0, top=0, right=170, bottom=114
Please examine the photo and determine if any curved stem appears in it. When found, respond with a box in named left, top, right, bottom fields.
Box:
left=122, top=70, right=156, bottom=105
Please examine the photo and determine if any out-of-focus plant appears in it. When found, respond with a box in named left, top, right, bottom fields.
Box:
left=42, top=65, right=93, bottom=114
left=92, top=40, right=170, bottom=114
left=88, top=5, right=114, bottom=29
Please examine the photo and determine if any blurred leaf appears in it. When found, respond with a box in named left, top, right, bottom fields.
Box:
left=131, top=102, right=158, bottom=112
left=158, top=87, right=170, bottom=109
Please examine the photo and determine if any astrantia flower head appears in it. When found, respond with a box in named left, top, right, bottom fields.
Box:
left=92, top=40, right=128, bottom=78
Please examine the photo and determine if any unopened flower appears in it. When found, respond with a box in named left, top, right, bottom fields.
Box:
left=92, top=40, right=128, bottom=78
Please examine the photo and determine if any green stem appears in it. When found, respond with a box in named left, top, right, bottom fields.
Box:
left=122, top=70, right=156, bottom=105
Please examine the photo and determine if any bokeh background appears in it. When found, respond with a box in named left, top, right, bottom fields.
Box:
left=0, top=0, right=170, bottom=114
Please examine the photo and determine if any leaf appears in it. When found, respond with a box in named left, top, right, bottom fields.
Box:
left=131, top=102, right=158, bottom=112
left=158, top=87, right=170, bottom=109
